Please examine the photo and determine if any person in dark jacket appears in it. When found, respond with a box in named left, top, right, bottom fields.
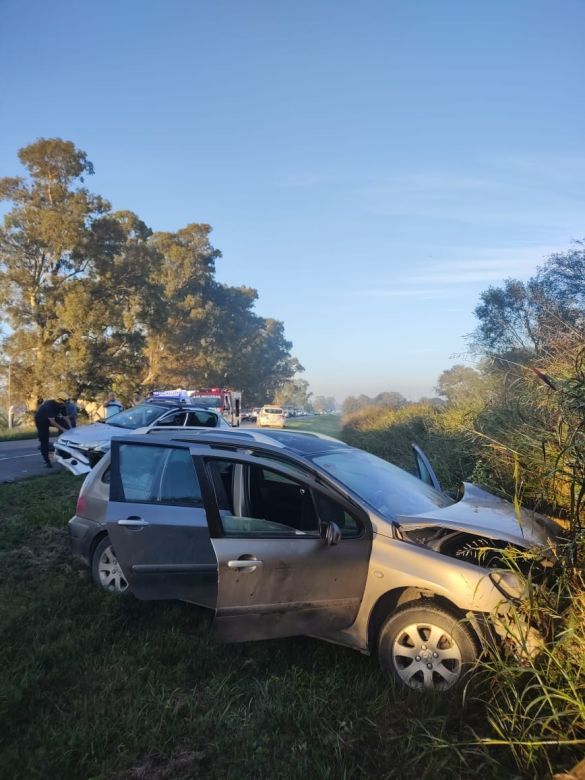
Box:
left=35, top=398, right=70, bottom=468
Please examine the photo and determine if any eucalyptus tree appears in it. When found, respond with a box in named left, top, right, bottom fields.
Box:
left=0, top=138, right=110, bottom=400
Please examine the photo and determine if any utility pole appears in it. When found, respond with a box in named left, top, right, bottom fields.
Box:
left=7, top=359, right=12, bottom=429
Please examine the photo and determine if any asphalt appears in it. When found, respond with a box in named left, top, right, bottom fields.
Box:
left=0, top=436, right=64, bottom=483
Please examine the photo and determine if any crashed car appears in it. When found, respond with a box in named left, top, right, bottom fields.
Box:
left=68, top=428, right=558, bottom=692
left=55, top=398, right=230, bottom=475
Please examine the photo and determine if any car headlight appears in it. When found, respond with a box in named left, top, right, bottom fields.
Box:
left=489, top=570, right=526, bottom=602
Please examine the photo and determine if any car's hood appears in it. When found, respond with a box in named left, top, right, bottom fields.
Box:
left=394, top=482, right=558, bottom=549
left=58, top=422, right=125, bottom=447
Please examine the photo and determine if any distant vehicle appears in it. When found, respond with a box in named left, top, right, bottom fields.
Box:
left=68, top=428, right=557, bottom=692
left=183, top=388, right=242, bottom=427
left=55, top=397, right=230, bottom=475
left=258, top=406, right=286, bottom=428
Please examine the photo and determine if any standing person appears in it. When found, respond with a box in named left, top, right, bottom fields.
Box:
left=65, top=398, right=78, bottom=428
left=103, top=392, right=123, bottom=419
left=35, top=397, right=70, bottom=468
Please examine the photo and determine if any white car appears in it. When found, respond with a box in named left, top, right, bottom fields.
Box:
left=258, top=406, right=286, bottom=428
left=55, top=398, right=230, bottom=475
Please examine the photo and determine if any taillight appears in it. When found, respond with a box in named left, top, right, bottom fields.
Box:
left=76, top=493, right=88, bottom=518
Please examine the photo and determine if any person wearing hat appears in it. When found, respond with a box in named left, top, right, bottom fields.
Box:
left=34, top=397, right=71, bottom=468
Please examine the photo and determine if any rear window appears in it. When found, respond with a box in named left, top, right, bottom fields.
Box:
left=263, top=407, right=283, bottom=415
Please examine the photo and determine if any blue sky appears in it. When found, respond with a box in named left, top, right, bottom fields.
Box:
left=1, top=0, right=584, bottom=402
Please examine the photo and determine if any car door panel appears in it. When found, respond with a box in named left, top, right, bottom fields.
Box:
left=210, top=535, right=367, bottom=641
left=107, top=502, right=217, bottom=605
left=203, top=453, right=372, bottom=642
left=106, top=441, right=218, bottom=607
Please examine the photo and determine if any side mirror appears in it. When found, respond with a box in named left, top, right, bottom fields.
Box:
left=319, top=521, right=341, bottom=546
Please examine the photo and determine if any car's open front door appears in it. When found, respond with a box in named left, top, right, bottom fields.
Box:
left=201, top=453, right=372, bottom=642
left=105, top=439, right=217, bottom=607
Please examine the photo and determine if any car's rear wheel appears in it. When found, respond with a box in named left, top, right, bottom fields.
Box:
left=378, top=600, right=477, bottom=692
left=91, top=536, right=130, bottom=594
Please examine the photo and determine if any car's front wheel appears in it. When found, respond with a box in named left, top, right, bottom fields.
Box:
left=378, top=600, right=477, bottom=692
left=91, top=536, right=130, bottom=594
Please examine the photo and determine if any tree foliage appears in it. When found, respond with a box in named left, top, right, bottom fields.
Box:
left=435, top=364, right=485, bottom=404
left=312, top=395, right=336, bottom=413
left=342, top=390, right=407, bottom=416
left=0, top=139, right=301, bottom=406
left=472, top=244, right=585, bottom=355
left=273, top=378, right=312, bottom=408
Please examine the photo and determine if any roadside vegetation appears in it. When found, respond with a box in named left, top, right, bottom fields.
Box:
left=286, top=413, right=342, bottom=438
left=0, top=426, right=39, bottom=442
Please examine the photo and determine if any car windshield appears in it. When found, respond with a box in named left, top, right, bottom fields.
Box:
left=189, top=396, right=222, bottom=409
left=311, top=449, right=453, bottom=520
left=264, top=408, right=283, bottom=414
left=105, top=404, right=167, bottom=429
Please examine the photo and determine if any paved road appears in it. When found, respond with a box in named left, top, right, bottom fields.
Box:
left=0, top=436, right=63, bottom=483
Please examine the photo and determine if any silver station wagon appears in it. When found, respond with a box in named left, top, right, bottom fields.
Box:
left=68, top=429, right=557, bottom=692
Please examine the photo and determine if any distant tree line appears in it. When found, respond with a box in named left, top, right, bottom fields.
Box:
left=341, top=391, right=408, bottom=416
left=0, top=139, right=303, bottom=407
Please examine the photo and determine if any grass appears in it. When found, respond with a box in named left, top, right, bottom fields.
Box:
left=0, top=425, right=42, bottom=442
left=0, top=472, right=538, bottom=780
left=286, top=414, right=342, bottom=438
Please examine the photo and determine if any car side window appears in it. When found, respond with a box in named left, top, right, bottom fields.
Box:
left=314, top=492, right=361, bottom=538
left=117, top=444, right=203, bottom=506
left=156, top=411, right=187, bottom=427
left=206, top=459, right=319, bottom=537
left=186, top=411, right=217, bottom=427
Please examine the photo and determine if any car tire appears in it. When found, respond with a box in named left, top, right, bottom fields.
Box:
left=91, top=536, right=130, bottom=594
left=377, top=600, right=478, bottom=692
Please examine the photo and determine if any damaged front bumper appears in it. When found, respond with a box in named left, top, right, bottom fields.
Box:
left=54, top=441, right=105, bottom=476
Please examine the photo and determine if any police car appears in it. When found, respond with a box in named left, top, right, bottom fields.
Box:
left=55, top=392, right=230, bottom=476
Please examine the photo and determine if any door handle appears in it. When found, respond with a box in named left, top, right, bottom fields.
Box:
left=118, top=517, right=149, bottom=527
left=227, top=559, right=263, bottom=569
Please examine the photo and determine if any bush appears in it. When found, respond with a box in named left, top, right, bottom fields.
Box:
left=342, top=402, right=477, bottom=491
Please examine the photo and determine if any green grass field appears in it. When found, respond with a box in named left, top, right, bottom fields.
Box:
left=0, top=429, right=579, bottom=778
left=285, top=414, right=342, bottom=437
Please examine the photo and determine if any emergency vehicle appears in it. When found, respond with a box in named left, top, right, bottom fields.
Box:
left=152, top=387, right=242, bottom=426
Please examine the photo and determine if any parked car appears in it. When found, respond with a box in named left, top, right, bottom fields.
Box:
left=257, top=405, right=286, bottom=428
left=68, top=428, right=558, bottom=692
left=55, top=398, right=230, bottom=475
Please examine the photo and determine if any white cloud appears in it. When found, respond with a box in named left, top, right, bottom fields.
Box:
left=403, top=244, right=562, bottom=285
left=358, top=165, right=585, bottom=230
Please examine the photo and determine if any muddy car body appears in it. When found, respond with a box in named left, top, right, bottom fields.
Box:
left=68, top=428, right=557, bottom=691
